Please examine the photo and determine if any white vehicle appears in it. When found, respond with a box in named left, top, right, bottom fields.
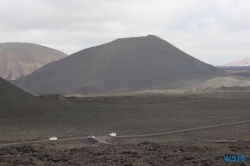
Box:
left=49, top=137, right=57, bottom=140
left=88, top=135, right=95, bottom=139
left=109, top=133, right=116, bottom=137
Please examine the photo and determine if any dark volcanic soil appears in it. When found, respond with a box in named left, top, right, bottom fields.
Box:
left=1, top=90, right=250, bottom=142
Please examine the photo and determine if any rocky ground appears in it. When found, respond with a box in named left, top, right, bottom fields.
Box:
left=0, top=139, right=249, bottom=166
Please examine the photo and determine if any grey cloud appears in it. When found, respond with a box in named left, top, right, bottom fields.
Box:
left=0, top=0, right=250, bottom=65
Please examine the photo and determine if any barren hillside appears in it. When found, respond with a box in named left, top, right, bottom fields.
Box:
left=0, top=42, right=67, bottom=80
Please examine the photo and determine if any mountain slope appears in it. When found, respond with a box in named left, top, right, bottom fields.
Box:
left=0, top=77, right=64, bottom=117
left=0, top=42, right=67, bottom=80
left=225, top=57, right=250, bottom=66
left=13, top=35, right=227, bottom=93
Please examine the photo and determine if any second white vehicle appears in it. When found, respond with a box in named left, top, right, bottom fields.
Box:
left=109, top=133, right=116, bottom=137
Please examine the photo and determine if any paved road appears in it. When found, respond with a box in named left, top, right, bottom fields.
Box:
left=96, top=119, right=250, bottom=144
left=116, top=119, right=250, bottom=138
left=0, top=136, right=88, bottom=147
left=0, top=120, right=249, bottom=147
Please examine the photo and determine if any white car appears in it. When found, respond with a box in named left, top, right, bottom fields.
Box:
left=109, top=133, right=116, bottom=137
left=49, top=137, right=58, bottom=140
left=88, top=135, right=95, bottom=139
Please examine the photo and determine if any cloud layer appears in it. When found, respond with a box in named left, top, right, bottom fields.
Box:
left=1, top=0, right=250, bottom=65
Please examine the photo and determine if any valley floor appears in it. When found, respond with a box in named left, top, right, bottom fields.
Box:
left=1, top=90, right=250, bottom=165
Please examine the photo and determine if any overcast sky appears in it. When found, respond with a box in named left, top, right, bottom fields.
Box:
left=0, top=0, right=249, bottom=65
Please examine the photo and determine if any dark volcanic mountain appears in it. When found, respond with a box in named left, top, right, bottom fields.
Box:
left=0, top=42, right=67, bottom=80
left=12, top=35, right=227, bottom=93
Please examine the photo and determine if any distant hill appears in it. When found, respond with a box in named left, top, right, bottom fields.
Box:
left=225, top=57, right=250, bottom=66
left=12, top=35, right=227, bottom=93
left=0, top=43, right=67, bottom=80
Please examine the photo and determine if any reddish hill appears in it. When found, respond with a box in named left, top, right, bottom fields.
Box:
left=0, top=42, right=67, bottom=80
left=225, top=57, right=250, bottom=66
